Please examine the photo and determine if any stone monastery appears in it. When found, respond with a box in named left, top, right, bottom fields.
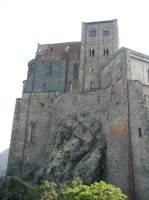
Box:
left=7, top=19, right=149, bottom=200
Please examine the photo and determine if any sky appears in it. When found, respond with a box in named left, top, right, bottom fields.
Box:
left=0, top=0, right=149, bottom=153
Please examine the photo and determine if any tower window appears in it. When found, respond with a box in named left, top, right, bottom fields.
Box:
left=89, top=49, right=95, bottom=57
left=69, top=82, right=72, bottom=92
left=138, top=127, right=142, bottom=138
left=73, top=63, right=79, bottom=80
left=90, top=68, right=95, bottom=74
left=104, top=48, right=109, bottom=56
left=31, top=124, right=37, bottom=143
left=89, top=29, right=96, bottom=37
left=103, top=30, right=109, bottom=37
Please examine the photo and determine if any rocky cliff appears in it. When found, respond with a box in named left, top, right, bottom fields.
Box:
left=34, top=115, right=107, bottom=184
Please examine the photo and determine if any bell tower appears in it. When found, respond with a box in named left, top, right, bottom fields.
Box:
left=79, top=19, right=119, bottom=91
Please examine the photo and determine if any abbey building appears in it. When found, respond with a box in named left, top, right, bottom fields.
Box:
left=7, top=19, right=149, bottom=200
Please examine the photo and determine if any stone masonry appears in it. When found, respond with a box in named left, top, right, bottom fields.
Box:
left=7, top=19, right=149, bottom=200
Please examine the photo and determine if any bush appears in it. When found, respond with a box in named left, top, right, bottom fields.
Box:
left=24, top=180, right=58, bottom=200
left=24, top=177, right=127, bottom=200
left=61, top=177, right=127, bottom=200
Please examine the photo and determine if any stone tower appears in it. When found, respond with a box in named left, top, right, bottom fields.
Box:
left=79, top=19, right=119, bottom=91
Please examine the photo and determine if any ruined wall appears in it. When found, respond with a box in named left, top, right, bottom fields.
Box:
left=23, top=59, right=67, bottom=94
left=128, top=80, right=149, bottom=200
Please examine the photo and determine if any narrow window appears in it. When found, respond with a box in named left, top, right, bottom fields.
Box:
left=90, top=81, right=95, bottom=90
left=92, top=49, right=95, bottom=57
left=49, top=64, right=52, bottom=75
left=103, top=30, right=109, bottom=37
left=69, top=82, right=72, bottom=92
left=51, top=47, right=53, bottom=52
left=73, top=63, right=78, bottom=80
left=106, top=48, right=109, bottom=56
left=90, top=68, right=95, bottom=74
left=104, top=48, right=109, bottom=56
left=31, top=124, right=37, bottom=143
left=138, top=127, right=142, bottom=138
left=89, top=49, right=95, bottom=57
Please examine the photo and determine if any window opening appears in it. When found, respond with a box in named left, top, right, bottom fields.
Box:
left=90, top=68, right=95, bottom=74
left=51, top=47, right=53, bottom=52
left=103, top=30, right=109, bottom=36
left=69, top=82, right=72, bottom=92
left=49, top=64, right=52, bottom=75
left=138, top=127, right=142, bottom=138
left=89, top=49, right=95, bottom=57
left=31, top=124, right=37, bottom=143
left=90, top=81, right=95, bottom=90
left=89, top=29, right=96, bottom=37
left=104, top=48, right=109, bottom=56
left=73, top=63, right=79, bottom=80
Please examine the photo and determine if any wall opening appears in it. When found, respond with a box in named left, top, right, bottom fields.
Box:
left=73, top=63, right=79, bottom=80
left=103, top=30, right=109, bottom=37
left=89, top=49, right=95, bottom=57
left=138, top=127, right=142, bottom=138
left=104, top=48, right=109, bottom=56
left=90, top=68, right=95, bottom=74
left=89, top=29, right=96, bottom=37
left=69, top=82, right=72, bottom=92
left=31, top=124, right=37, bottom=143
left=90, top=81, right=95, bottom=90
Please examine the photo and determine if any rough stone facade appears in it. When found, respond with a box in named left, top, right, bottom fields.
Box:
left=7, top=19, right=149, bottom=200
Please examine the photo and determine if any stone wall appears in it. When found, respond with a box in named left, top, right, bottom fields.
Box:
left=129, top=80, right=149, bottom=200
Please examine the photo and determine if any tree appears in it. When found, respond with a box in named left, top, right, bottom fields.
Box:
left=61, top=177, right=127, bottom=200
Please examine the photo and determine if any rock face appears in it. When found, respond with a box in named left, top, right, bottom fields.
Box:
left=0, top=149, right=9, bottom=176
left=36, top=115, right=106, bottom=184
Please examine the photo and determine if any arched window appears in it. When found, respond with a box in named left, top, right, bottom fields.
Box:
left=31, top=124, right=37, bottom=143
left=73, top=63, right=79, bottom=80
left=104, top=48, right=109, bottom=56
left=89, top=49, right=95, bottom=57
left=89, top=29, right=96, bottom=37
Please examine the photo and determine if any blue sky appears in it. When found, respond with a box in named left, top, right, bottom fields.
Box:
left=0, top=0, right=149, bottom=152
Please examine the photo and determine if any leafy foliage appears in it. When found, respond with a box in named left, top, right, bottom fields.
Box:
left=61, top=177, right=127, bottom=200
left=17, top=176, right=127, bottom=200
left=24, top=180, right=58, bottom=200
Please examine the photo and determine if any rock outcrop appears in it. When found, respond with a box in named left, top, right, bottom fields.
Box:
left=36, top=115, right=107, bottom=184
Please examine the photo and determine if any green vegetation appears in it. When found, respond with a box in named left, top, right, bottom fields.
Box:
left=24, top=177, right=127, bottom=200
left=24, top=180, right=58, bottom=200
